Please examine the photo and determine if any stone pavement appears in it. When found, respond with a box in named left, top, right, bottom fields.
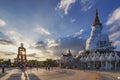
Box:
left=92, top=70, right=120, bottom=80
left=32, top=68, right=101, bottom=80
left=0, top=68, right=22, bottom=80
left=0, top=68, right=119, bottom=80
left=27, top=68, right=120, bottom=80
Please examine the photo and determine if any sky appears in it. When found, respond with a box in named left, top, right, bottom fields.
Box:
left=0, top=0, right=120, bottom=61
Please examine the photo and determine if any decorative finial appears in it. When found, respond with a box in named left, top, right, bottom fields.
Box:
left=96, top=9, right=98, bottom=16
left=92, top=9, right=102, bottom=26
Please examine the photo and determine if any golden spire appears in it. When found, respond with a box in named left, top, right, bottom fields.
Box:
left=92, top=9, right=102, bottom=26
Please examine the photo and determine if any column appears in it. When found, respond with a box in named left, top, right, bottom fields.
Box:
left=105, top=61, right=108, bottom=70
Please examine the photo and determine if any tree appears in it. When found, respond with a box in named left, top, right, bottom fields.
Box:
left=44, top=58, right=58, bottom=67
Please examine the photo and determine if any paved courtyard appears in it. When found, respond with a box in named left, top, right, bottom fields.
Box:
left=0, top=68, right=120, bottom=80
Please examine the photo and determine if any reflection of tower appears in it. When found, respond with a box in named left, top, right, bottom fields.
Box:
left=17, top=43, right=27, bottom=64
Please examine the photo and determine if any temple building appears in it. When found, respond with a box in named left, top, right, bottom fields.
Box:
left=58, top=9, right=120, bottom=70
left=59, top=50, right=75, bottom=68
left=78, top=10, right=120, bottom=70
left=14, top=43, right=27, bottom=66
left=85, top=9, right=114, bottom=51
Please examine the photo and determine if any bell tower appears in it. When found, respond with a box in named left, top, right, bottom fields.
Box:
left=17, top=43, right=27, bottom=64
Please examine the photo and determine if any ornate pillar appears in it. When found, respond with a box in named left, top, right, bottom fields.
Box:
left=105, top=61, right=108, bottom=70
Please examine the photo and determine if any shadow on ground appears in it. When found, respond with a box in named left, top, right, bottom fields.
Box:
left=29, top=73, right=41, bottom=80
left=6, top=73, right=21, bottom=80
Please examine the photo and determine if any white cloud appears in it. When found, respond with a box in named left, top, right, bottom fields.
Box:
left=74, top=29, right=84, bottom=37
left=106, top=7, right=120, bottom=41
left=47, top=39, right=59, bottom=48
left=106, top=7, right=120, bottom=25
left=56, top=0, right=94, bottom=15
left=80, top=0, right=94, bottom=11
left=0, top=19, right=6, bottom=27
left=108, top=25, right=120, bottom=33
left=56, top=0, right=76, bottom=15
left=109, top=31, right=120, bottom=41
left=0, top=44, right=17, bottom=54
left=34, top=26, right=51, bottom=35
left=113, top=40, right=120, bottom=51
left=5, top=30, right=22, bottom=43
left=32, top=35, right=86, bottom=60
left=70, top=18, right=76, bottom=23
left=0, top=51, right=16, bottom=60
left=106, top=7, right=120, bottom=51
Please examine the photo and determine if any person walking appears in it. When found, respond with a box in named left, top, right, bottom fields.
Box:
left=2, top=64, right=5, bottom=73
left=48, top=64, right=50, bottom=71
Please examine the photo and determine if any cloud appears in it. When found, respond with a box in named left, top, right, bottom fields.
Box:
left=29, top=41, right=48, bottom=55
left=0, top=32, right=9, bottom=40
left=113, top=40, right=120, bottom=51
left=0, top=19, right=6, bottom=27
left=106, top=7, right=120, bottom=51
left=108, top=25, right=120, bottom=33
left=106, top=7, right=120, bottom=25
left=30, top=34, right=85, bottom=60
left=0, top=31, right=18, bottom=59
left=106, top=7, right=120, bottom=41
left=35, top=40, right=47, bottom=50
left=34, top=26, right=51, bottom=35
left=0, top=39, right=13, bottom=45
left=56, top=0, right=94, bottom=15
left=74, top=29, right=84, bottom=37
left=48, top=36, right=85, bottom=57
left=56, top=0, right=76, bottom=15
left=0, top=51, right=16, bottom=56
left=27, top=53, right=37, bottom=57
left=80, top=0, right=94, bottom=11
left=47, top=39, right=59, bottom=48
left=5, top=30, right=22, bottom=43
left=0, top=50, right=17, bottom=59
left=32, top=28, right=87, bottom=58
left=70, top=18, right=76, bottom=23
left=0, top=31, right=14, bottom=45
left=109, top=31, right=120, bottom=41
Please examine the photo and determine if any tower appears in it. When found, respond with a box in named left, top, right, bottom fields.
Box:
left=16, top=43, right=27, bottom=65
left=68, top=49, right=72, bottom=56
left=85, top=9, right=103, bottom=51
